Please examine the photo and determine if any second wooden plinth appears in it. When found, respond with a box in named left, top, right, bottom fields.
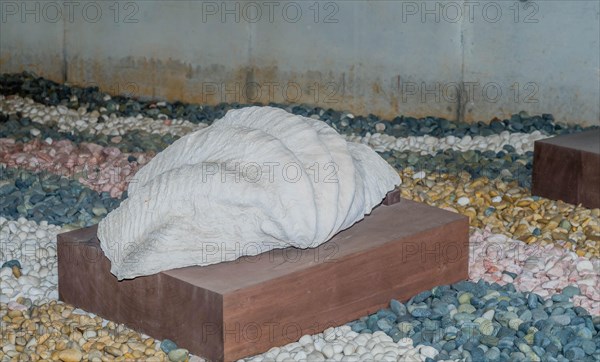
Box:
left=58, top=199, right=469, bottom=361
left=532, top=129, right=600, bottom=208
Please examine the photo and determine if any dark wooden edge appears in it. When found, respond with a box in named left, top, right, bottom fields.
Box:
left=382, top=189, right=401, bottom=206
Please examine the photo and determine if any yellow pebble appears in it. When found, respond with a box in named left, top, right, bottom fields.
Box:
left=57, top=349, right=83, bottom=362
left=526, top=236, right=537, bottom=244
left=396, top=169, right=600, bottom=257
left=12, top=265, right=21, bottom=278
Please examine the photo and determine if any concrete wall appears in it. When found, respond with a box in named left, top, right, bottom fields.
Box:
left=0, top=0, right=64, bottom=81
left=1, top=0, right=598, bottom=125
left=462, top=1, right=600, bottom=124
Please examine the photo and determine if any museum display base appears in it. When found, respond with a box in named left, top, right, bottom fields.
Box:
left=532, top=129, right=600, bottom=208
left=57, top=195, right=469, bottom=361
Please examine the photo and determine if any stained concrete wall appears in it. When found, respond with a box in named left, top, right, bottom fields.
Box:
left=0, top=0, right=64, bottom=82
left=462, top=1, right=600, bottom=124
left=1, top=0, right=598, bottom=125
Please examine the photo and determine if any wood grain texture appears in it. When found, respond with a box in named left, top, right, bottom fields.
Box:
left=532, top=130, right=600, bottom=208
left=58, top=198, right=468, bottom=361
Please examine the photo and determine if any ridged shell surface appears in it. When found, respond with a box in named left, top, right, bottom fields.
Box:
left=98, top=106, right=401, bottom=279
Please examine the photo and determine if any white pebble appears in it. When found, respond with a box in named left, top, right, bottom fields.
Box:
left=371, top=344, right=384, bottom=355
left=323, top=327, right=336, bottom=341
left=274, top=352, right=290, bottom=362
left=412, top=171, right=426, bottom=180
left=457, top=196, right=470, bottom=206
left=577, top=260, right=595, bottom=273
left=0, top=267, right=13, bottom=278
left=313, top=337, right=326, bottom=352
left=18, top=275, right=40, bottom=287
left=321, top=344, right=334, bottom=358
left=306, top=351, right=325, bottom=362
left=35, top=229, right=47, bottom=238
left=397, top=338, right=413, bottom=349
left=8, top=223, right=18, bottom=233
left=298, top=335, right=313, bottom=346
left=293, top=350, right=307, bottom=361
left=419, top=345, right=439, bottom=359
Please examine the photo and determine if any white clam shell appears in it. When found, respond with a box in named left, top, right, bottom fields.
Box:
left=99, top=107, right=400, bottom=279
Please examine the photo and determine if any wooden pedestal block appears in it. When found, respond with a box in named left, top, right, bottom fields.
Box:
left=58, top=198, right=468, bottom=361
left=532, top=129, right=600, bottom=208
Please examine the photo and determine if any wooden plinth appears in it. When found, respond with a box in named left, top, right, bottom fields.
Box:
left=532, top=129, right=600, bottom=208
left=58, top=198, right=468, bottom=361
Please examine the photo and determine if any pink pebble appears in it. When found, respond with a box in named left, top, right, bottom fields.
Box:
left=0, top=138, right=148, bottom=198
left=7, top=301, right=27, bottom=311
left=469, top=228, right=599, bottom=315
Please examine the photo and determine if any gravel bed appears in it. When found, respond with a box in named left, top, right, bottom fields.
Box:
left=0, top=110, right=177, bottom=154
left=2, top=95, right=540, bottom=188
left=0, top=300, right=196, bottom=361
left=1, top=73, right=599, bottom=362
left=1, top=72, right=594, bottom=139
left=399, top=170, right=600, bottom=258
left=346, top=280, right=599, bottom=362
left=0, top=138, right=149, bottom=198
left=2, top=95, right=550, bottom=157
left=0, top=167, right=123, bottom=227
